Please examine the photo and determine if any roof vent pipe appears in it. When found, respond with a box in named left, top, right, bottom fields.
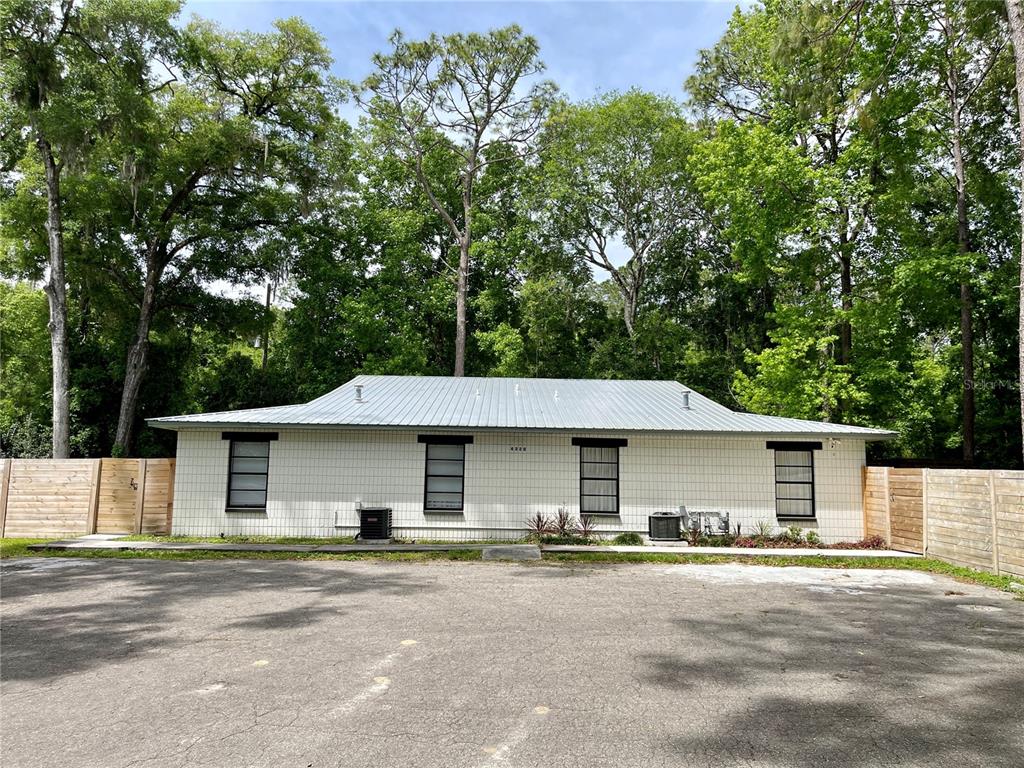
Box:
left=355, top=384, right=364, bottom=403
left=681, top=391, right=691, bottom=410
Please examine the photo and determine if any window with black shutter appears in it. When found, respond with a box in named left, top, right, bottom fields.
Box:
left=419, top=435, right=472, bottom=512
left=573, top=438, right=627, bottom=515
left=767, top=441, right=820, bottom=520
left=226, top=439, right=271, bottom=510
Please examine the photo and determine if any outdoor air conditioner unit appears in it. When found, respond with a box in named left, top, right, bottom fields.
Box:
left=359, top=507, right=392, bottom=540
left=648, top=510, right=682, bottom=541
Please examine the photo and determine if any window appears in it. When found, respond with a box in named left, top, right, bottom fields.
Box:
left=223, top=432, right=277, bottom=511
left=767, top=441, right=820, bottom=519
left=574, top=438, right=627, bottom=515
left=419, top=435, right=472, bottom=511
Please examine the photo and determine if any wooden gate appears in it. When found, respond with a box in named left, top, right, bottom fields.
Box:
left=887, top=468, right=924, bottom=554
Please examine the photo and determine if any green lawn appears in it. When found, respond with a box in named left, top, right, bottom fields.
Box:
left=0, top=537, right=481, bottom=562
left=0, top=538, right=49, bottom=559
left=119, top=534, right=360, bottom=545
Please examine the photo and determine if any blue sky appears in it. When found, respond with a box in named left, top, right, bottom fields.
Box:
left=183, top=1, right=741, bottom=102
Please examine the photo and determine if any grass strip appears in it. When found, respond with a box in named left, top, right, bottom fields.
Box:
left=0, top=538, right=481, bottom=562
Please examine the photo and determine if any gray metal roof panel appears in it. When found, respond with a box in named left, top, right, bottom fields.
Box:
left=147, top=376, right=895, bottom=438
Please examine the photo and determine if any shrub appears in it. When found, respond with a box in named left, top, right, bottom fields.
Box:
left=525, top=512, right=553, bottom=540
left=576, top=514, right=600, bottom=541
left=613, top=532, right=644, bottom=546
left=553, top=507, right=579, bottom=537
left=785, top=525, right=805, bottom=542
left=754, top=519, right=774, bottom=538
left=804, top=530, right=821, bottom=546
left=734, top=537, right=759, bottom=548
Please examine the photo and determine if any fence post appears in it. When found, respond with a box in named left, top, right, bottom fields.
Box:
left=921, top=468, right=929, bottom=557
left=86, top=459, right=102, bottom=535
left=165, top=459, right=176, bottom=535
left=989, top=472, right=1000, bottom=575
left=0, top=460, right=11, bottom=538
left=861, top=466, right=868, bottom=538
left=884, top=467, right=892, bottom=547
left=134, top=458, right=148, bottom=535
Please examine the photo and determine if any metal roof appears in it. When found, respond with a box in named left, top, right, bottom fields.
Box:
left=148, top=376, right=895, bottom=439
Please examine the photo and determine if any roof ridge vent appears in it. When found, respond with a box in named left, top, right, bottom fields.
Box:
left=355, top=384, right=364, bottom=403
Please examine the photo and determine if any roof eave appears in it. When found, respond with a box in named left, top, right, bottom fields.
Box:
left=146, top=419, right=896, bottom=440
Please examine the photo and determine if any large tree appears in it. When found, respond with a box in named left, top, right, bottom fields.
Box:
left=1006, top=0, right=1024, bottom=463
left=537, top=90, right=699, bottom=338
left=357, top=25, right=554, bottom=376
left=687, top=1, right=915, bottom=414
left=97, top=17, right=335, bottom=453
left=0, top=0, right=173, bottom=457
left=912, top=0, right=1009, bottom=462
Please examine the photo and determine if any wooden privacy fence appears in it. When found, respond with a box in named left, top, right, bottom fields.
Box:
left=0, top=458, right=175, bottom=539
left=864, top=467, right=1024, bottom=578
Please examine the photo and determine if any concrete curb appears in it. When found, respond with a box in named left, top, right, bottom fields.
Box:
left=27, top=540, right=491, bottom=554
left=482, top=545, right=542, bottom=561
left=543, top=545, right=922, bottom=558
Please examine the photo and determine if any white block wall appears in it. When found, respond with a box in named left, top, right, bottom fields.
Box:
left=170, top=429, right=867, bottom=543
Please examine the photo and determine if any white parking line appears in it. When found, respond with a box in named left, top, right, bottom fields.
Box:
left=327, top=643, right=417, bottom=718
left=479, top=705, right=550, bottom=764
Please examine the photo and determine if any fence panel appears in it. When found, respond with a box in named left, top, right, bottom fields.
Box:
left=0, top=458, right=174, bottom=538
left=993, top=471, right=1024, bottom=578
left=925, top=470, right=995, bottom=571
left=863, top=467, right=889, bottom=541
left=1, top=460, right=95, bottom=538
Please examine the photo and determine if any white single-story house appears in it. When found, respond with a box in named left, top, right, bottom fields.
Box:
left=148, top=376, right=895, bottom=542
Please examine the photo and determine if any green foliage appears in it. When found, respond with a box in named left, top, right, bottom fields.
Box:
left=0, top=0, right=1020, bottom=466
left=0, top=283, right=50, bottom=427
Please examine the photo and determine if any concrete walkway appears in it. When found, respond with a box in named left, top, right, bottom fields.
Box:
left=27, top=538, right=919, bottom=559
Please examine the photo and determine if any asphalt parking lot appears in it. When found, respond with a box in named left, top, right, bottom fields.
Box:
left=1, top=557, right=1022, bottom=768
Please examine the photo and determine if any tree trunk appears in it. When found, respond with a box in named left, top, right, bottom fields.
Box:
left=950, top=106, right=975, bottom=464
left=453, top=173, right=473, bottom=378
left=838, top=220, right=853, bottom=368
left=37, top=137, right=70, bottom=459
left=454, top=235, right=469, bottom=377
left=1006, top=0, right=1024, bottom=465
left=622, top=284, right=637, bottom=338
left=261, top=282, right=271, bottom=371
left=114, top=260, right=160, bottom=455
